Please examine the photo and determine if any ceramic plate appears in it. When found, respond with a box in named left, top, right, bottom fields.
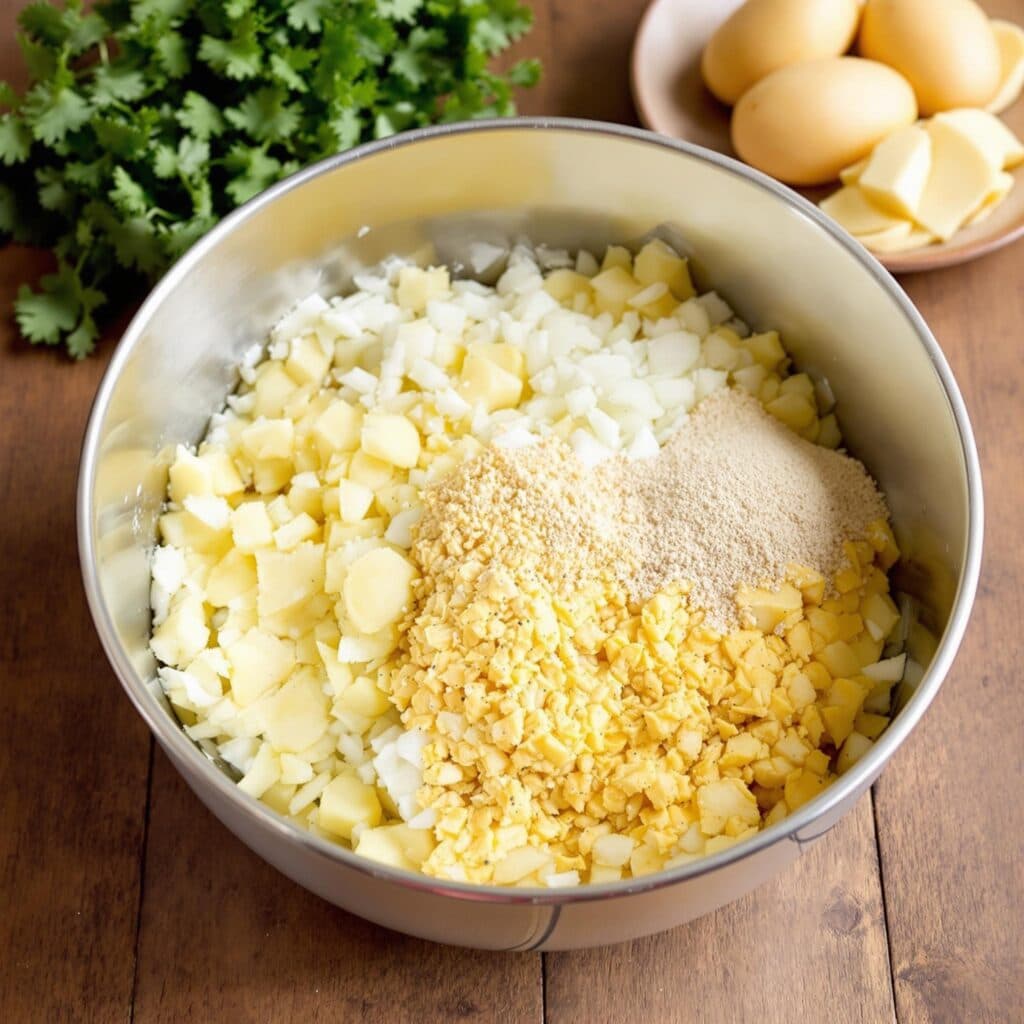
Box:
left=631, top=0, right=1024, bottom=273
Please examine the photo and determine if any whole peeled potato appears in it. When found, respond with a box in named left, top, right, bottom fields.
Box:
left=859, top=0, right=1001, bottom=114
left=731, top=57, right=918, bottom=185
left=701, top=0, right=862, bottom=106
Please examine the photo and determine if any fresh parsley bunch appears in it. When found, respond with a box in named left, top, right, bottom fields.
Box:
left=0, top=0, right=539, bottom=357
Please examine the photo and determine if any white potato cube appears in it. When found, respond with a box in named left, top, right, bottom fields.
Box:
left=150, top=593, right=209, bottom=669
left=225, top=628, right=295, bottom=705
left=265, top=671, right=329, bottom=753
left=343, top=547, right=418, bottom=634
left=320, top=774, right=383, bottom=839
left=361, top=414, right=421, bottom=469
left=255, top=543, right=325, bottom=619
left=231, top=502, right=274, bottom=552
left=241, top=417, right=295, bottom=460
left=168, top=445, right=213, bottom=504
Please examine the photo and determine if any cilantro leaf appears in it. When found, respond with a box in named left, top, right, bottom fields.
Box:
left=1, top=0, right=538, bottom=357
left=287, top=0, right=331, bottom=32
left=155, top=33, right=190, bottom=78
left=15, top=276, right=79, bottom=346
left=176, top=92, right=225, bottom=140
left=0, top=116, right=32, bottom=165
left=36, top=165, right=73, bottom=212
left=92, top=65, right=148, bottom=107
left=109, top=166, right=150, bottom=216
left=378, top=0, right=423, bottom=22
left=225, top=87, right=301, bottom=143
left=24, top=83, right=91, bottom=145
left=17, top=2, right=69, bottom=47
left=199, top=19, right=262, bottom=80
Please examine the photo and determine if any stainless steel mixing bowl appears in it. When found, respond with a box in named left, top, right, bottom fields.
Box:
left=78, top=119, right=982, bottom=950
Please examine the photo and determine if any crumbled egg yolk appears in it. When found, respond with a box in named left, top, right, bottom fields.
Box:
left=386, top=523, right=901, bottom=885
left=149, top=240, right=916, bottom=888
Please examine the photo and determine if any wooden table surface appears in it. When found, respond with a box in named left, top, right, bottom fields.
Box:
left=2, top=2, right=1022, bottom=1021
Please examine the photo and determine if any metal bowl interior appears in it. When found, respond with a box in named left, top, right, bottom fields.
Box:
left=78, top=119, right=982, bottom=950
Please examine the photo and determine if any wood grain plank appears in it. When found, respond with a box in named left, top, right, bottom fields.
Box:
left=131, top=750, right=542, bottom=1024
left=0, top=251, right=151, bottom=1023
left=546, top=798, right=895, bottom=1024
left=874, top=249, right=1024, bottom=1024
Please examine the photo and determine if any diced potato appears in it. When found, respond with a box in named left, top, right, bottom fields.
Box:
left=633, top=239, right=695, bottom=300
left=361, top=413, right=421, bottom=469
left=837, top=732, right=874, bottom=774
left=255, top=543, right=325, bottom=619
left=396, top=266, right=450, bottom=313
left=320, top=774, right=383, bottom=840
left=374, top=483, right=419, bottom=518
left=251, top=458, right=294, bottom=495
left=736, top=582, right=803, bottom=632
left=241, top=417, right=295, bottom=460
left=342, top=547, right=417, bottom=634
left=150, top=593, right=209, bottom=668
left=697, top=778, right=759, bottom=837
left=238, top=742, right=281, bottom=799
left=629, top=845, right=665, bottom=877
left=274, top=512, right=319, bottom=551
left=286, top=334, right=331, bottom=386
left=252, top=363, right=297, bottom=418
left=313, top=399, right=363, bottom=460
left=854, top=712, right=889, bottom=740
left=348, top=450, right=394, bottom=490
left=168, top=446, right=214, bottom=505
left=745, top=331, right=786, bottom=369
left=336, top=675, right=392, bottom=717
left=543, top=268, right=592, bottom=303
left=265, top=670, right=329, bottom=752
left=589, top=863, right=623, bottom=883
left=459, top=351, right=523, bottom=412
left=766, top=392, right=817, bottom=432
left=591, top=833, right=635, bottom=868
left=231, top=502, right=274, bottom=552
left=601, top=245, right=633, bottom=271
left=861, top=591, right=900, bottom=642
left=590, top=266, right=643, bottom=317
left=225, top=628, right=295, bottom=705
left=817, top=641, right=861, bottom=679
left=493, top=845, right=553, bottom=884
left=784, top=770, right=827, bottom=811
left=206, top=549, right=257, bottom=607
left=335, top=478, right=374, bottom=524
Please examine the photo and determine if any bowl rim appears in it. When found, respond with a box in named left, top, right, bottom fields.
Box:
left=77, top=116, right=984, bottom=906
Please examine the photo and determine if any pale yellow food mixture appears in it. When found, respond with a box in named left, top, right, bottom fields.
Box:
left=150, top=241, right=910, bottom=887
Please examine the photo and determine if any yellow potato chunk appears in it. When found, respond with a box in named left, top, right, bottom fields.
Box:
left=226, top=628, right=295, bottom=705
left=361, top=413, right=421, bottom=469
left=150, top=593, right=209, bottom=668
left=837, top=732, right=874, bottom=774
left=231, top=502, right=274, bottom=552
left=697, top=778, right=760, bottom=837
left=336, top=675, right=392, bottom=717
left=590, top=266, right=643, bottom=317
left=320, top=775, right=383, bottom=840
left=336, top=479, right=374, bottom=523
left=458, top=351, right=523, bottom=412
left=396, top=266, right=450, bottom=314
left=241, top=417, right=295, bottom=460
left=313, top=399, right=363, bottom=458
left=255, top=542, right=324, bottom=619
left=632, top=239, right=695, bottom=300
left=343, top=547, right=418, bottom=634
left=473, top=342, right=525, bottom=381
left=168, top=447, right=214, bottom=505
left=265, top=670, right=329, bottom=752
